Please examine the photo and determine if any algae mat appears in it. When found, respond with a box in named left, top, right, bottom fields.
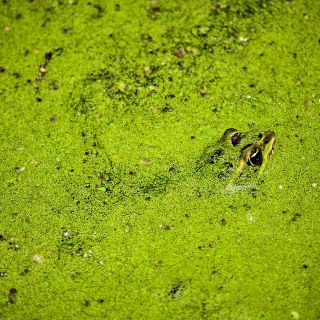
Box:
left=1, top=0, right=320, bottom=319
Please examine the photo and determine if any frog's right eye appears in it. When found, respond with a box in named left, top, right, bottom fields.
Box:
left=248, top=147, right=263, bottom=166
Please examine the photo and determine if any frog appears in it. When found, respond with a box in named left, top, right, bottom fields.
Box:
left=196, top=128, right=276, bottom=189
left=103, top=128, right=276, bottom=205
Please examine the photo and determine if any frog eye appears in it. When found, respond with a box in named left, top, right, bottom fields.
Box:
left=221, top=128, right=238, bottom=141
left=248, top=147, right=263, bottom=166
left=223, top=128, right=237, bottom=135
left=231, top=132, right=242, bottom=146
left=257, top=133, right=263, bottom=139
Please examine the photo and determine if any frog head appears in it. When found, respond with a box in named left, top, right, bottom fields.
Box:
left=232, top=130, right=276, bottom=185
left=197, top=128, right=276, bottom=187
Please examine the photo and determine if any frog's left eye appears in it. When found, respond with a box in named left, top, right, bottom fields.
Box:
left=248, top=147, right=263, bottom=166
left=231, top=132, right=242, bottom=146
left=223, top=128, right=237, bottom=135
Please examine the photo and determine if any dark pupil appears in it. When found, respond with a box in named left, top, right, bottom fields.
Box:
left=258, top=133, right=263, bottom=139
left=263, top=136, right=270, bottom=144
left=249, top=148, right=263, bottom=166
left=231, top=133, right=241, bottom=146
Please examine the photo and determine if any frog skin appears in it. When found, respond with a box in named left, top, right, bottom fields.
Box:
left=104, top=128, right=276, bottom=204
left=196, top=128, right=276, bottom=187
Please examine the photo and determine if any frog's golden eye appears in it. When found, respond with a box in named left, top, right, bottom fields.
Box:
left=248, top=147, right=263, bottom=166
left=231, top=132, right=242, bottom=146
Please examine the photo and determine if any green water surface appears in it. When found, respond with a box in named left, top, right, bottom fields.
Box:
left=0, top=0, right=319, bottom=319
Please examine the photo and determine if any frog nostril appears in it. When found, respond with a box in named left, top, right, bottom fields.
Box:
left=268, top=140, right=276, bottom=155
left=231, top=133, right=242, bottom=146
left=263, top=136, right=270, bottom=144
